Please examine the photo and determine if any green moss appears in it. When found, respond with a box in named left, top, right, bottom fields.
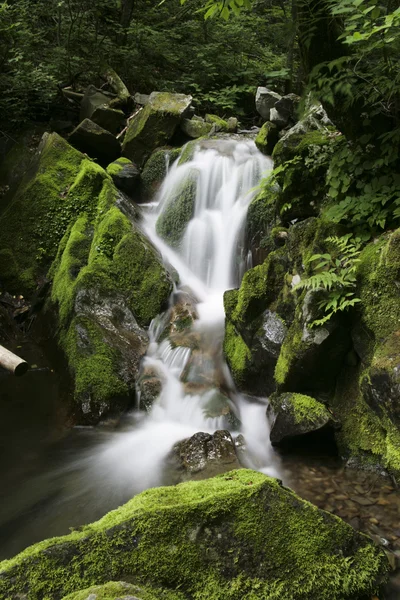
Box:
left=156, top=172, right=197, bottom=247
left=271, top=392, right=328, bottom=425
left=223, top=322, right=252, bottom=387
left=106, top=157, right=132, bottom=177
left=255, top=121, right=279, bottom=156
left=274, top=320, right=303, bottom=386
left=0, top=469, right=388, bottom=600
left=205, top=114, right=229, bottom=131
left=246, top=186, right=279, bottom=251
left=0, top=133, right=86, bottom=292
left=141, top=147, right=181, bottom=199
left=272, top=129, right=331, bottom=167
left=62, top=581, right=185, bottom=600
left=178, top=140, right=199, bottom=165
left=357, top=230, right=400, bottom=345
left=334, top=365, right=400, bottom=479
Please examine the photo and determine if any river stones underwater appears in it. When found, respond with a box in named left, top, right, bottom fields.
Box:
left=0, top=470, right=389, bottom=600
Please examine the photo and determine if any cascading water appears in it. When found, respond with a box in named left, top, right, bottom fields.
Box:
left=87, top=137, right=281, bottom=498
left=0, top=138, right=282, bottom=559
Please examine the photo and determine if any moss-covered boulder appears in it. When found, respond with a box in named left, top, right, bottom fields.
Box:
left=91, top=104, right=126, bottom=136
left=48, top=182, right=172, bottom=423
left=62, top=581, right=185, bottom=600
left=0, top=469, right=388, bottom=600
left=267, top=392, right=339, bottom=445
left=106, top=157, right=140, bottom=196
left=331, top=230, right=400, bottom=480
left=141, top=147, right=181, bottom=200
left=122, top=92, right=192, bottom=166
left=69, top=119, right=121, bottom=166
left=0, top=133, right=92, bottom=293
left=255, top=121, right=279, bottom=156
left=156, top=171, right=197, bottom=247
left=180, top=118, right=212, bottom=139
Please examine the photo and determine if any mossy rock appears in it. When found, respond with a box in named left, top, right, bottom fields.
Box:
left=268, top=392, right=339, bottom=445
left=106, top=157, right=140, bottom=197
left=69, top=119, right=121, bottom=166
left=141, top=147, right=181, bottom=200
left=0, top=469, right=388, bottom=600
left=122, top=92, right=192, bottom=166
left=0, top=133, right=89, bottom=293
left=62, top=581, right=185, bottom=600
left=255, top=121, right=279, bottom=156
left=156, top=171, right=197, bottom=247
left=330, top=229, right=400, bottom=480
left=180, top=118, right=212, bottom=139
left=245, top=186, right=280, bottom=264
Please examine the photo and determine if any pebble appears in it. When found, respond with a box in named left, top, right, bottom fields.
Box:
left=369, top=518, right=379, bottom=525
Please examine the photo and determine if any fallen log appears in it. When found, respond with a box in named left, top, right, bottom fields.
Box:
left=0, top=344, right=29, bottom=376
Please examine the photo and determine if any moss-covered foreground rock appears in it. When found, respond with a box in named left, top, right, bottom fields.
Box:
left=141, top=146, right=181, bottom=200
left=122, top=92, right=192, bottom=166
left=62, top=581, right=185, bottom=600
left=0, top=469, right=388, bottom=600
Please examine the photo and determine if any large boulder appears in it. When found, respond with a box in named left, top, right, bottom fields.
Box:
left=255, top=87, right=282, bottom=120
left=122, top=92, right=192, bottom=166
left=0, top=470, right=388, bottom=600
left=80, top=85, right=116, bottom=121
left=267, top=392, right=339, bottom=445
left=0, top=132, right=172, bottom=423
left=69, top=119, right=121, bottom=166
left=180, top=117, right=212, bottom=139
left=168, top=430, right=241, bottom=482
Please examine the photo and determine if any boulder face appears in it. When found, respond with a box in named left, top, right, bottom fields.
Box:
left=69, top=119, right=121, bottom=166
left=0, top=470, right=388, bottom=600
left=180, top=117, right=212, bottom=139
left=267, top=392, right=339, bottom=445
left=91, top=104, right=126, bottom=135
left=140, top=146, right=181, bottom=200
left=122, top=92, right=192, bottom=166
left=255, top=121, right=279, bottom=155
left=156, top=170, right=197, bottom=247
left=255, top=87, right=282, bottom=120
left=168, top=430, right=241, bottom=483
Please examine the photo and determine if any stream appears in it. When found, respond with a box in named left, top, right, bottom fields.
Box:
left=0, top=138, right=399, bottom=596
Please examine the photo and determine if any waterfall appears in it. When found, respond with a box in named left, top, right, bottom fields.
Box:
left=88, top=138, right=281, bottom=498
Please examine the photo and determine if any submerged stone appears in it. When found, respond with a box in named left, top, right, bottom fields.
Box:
left=122, top=92, right=192, bottom=166
left=0, top=469, right=389, bottom=599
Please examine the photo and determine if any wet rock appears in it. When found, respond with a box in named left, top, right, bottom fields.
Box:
left=137, top=365, right=162, bottom=412
left=180, top=118, right=212, bottom=139
left=0, top=470, right=389, bottom=600
left=267, top=392, right=339, bottom=446
left=156, top=170, right=197, bottom=247
left=107, top=157, right=140, bottom=196
left=141, top=146, right=181, bottom=200
left=168, top=430, right=241, bottom=482
left=91, top=104, right=126, bottom=135
left=163, top=290, right=198, bottom=340
left=69, top=119, right=121, bottom=166
left=122, top=92, right=192, bottom=166
left=255, top=87, right=281, bottom=120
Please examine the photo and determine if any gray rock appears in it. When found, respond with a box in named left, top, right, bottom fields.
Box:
left=226, top=117, right=238, bottom=132
left=138, top=366, right=162, bottom=412
left=168, top=430, right=241, bottom=482
left=134, top=92, right=150, bottom=105
left=69, top=119, right=121, bottom=166
left=255, top=87, right=282, bottom=120
left=270, top=107, right=288, bottom=129
left=80, top=85, right=116, bottom=121
left=275, top=94, right=300, bottom=121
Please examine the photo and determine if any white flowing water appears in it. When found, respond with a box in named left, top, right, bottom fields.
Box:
left=87, top=138, right=281, bottom=499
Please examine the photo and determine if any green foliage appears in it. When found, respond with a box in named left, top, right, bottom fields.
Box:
left=294, top=235, right=362, bottom=327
